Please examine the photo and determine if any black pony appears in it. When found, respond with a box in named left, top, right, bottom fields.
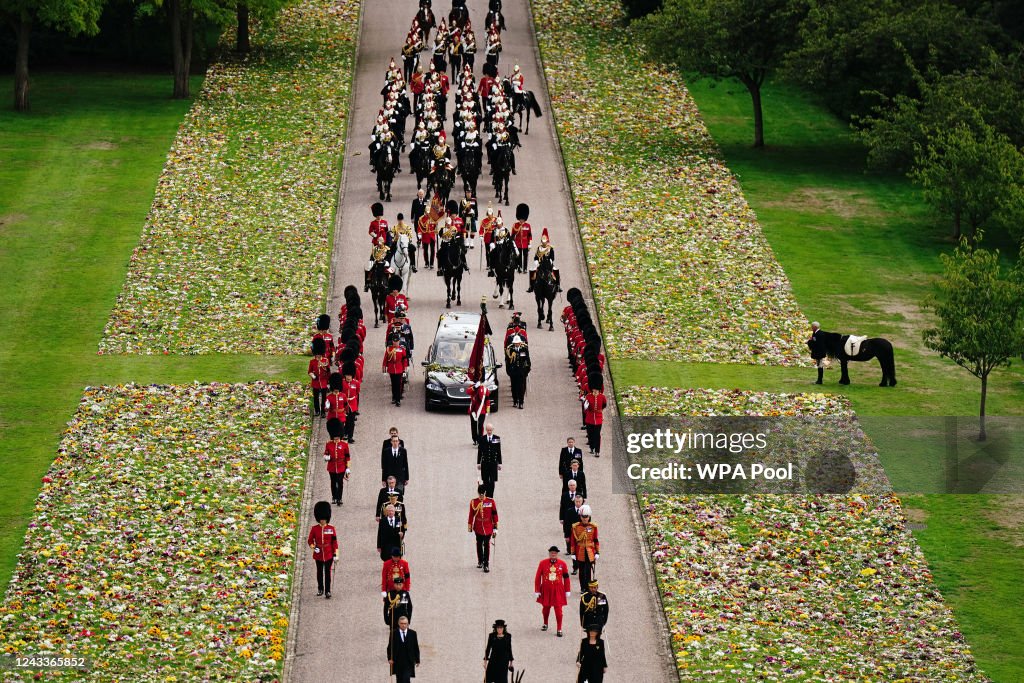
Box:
left=368, top=260, right=390, bottom=327
left=457, top=145, right=481, bottom=197
left=429, top=162, right=455, bottom=204
left=410, top=144, right=431, bottom=193
left=490, top=146, right=513, bottom=205
left=807, top=331, right=897, bottom=387
left=372, top=144, right=396, bottom=201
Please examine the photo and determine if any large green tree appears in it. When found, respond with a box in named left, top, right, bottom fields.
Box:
left=140, top=0, right=231, bottom=98
left=2, top=0, right=105, bottom=110
left=636, top=0, right=808, bottom=147
left=923, top=244, right=1024, bottom=440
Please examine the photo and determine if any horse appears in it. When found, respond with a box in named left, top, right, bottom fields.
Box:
left=502, top=79, right=542, bottom=134
left=371, top=144, right=396, bottom=201
left=486, top=0, right=505, bottom=32
left=415, top=5, right=436, bottom=41
left=368, top=260, right=390, bottom=327
left=429, top=162, right=455, bottom=204
left=533, top=257, right=558, bottom=331
left=457, top=145, right=481, bottom=197
left=437, top=235, right=466, bottom=308
left=490, top=237, right=517, bottom=309
left=490, top=145, right=513, bottom=205
left=390, top=233, right=413, bottom=294
left=807, top=331, right=897, bottom=387
left=410, top=143, right=431, bottom=193
left=448, top=3, right=470, bottom=31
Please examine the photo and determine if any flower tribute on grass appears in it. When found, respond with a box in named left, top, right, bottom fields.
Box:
left=533, top=0, right=808, bottom=364
left=100, top=0, right=359, bottom=355
left=0, top=383, right=308, bottom=680
left=622, top=387, right=988, bottom=682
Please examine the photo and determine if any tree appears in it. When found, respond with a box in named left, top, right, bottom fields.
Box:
left=636, top=0, right=807, bottom=147
left=235, top=0, right=290, bottom=54
left=622, top=0, right=663, bottom=19
left=2, top=0, right=105, bottom=110
left=140, top=0, right=231, bottom=98
left=909, top=122, right=1024, bottom=242
left=923, top=244, right=1024, bottom=440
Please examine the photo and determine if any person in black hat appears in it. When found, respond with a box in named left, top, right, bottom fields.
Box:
left=579, top=580, right=609, bottom=631
left=575, top=623, right=608, bottom=682
left=582, top=374, right=607, bottom=456
left=308, top=337, right=330, bottom=418
left=512, top=203, right=531, bottom=273
left=313, top=314, right=335, bottom=361
left=307, top=501, right=338, bottom=598
left=341, top=361, right=360, bottom=443
left=483, top=619, right=515, bottom=683
left=383, top=575, right=413, bottom=629
left=324, top=418, right=351, bottom=505
left=535, top=545, right=571, bottom=637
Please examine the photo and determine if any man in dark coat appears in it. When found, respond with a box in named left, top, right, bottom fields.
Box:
left=381, top=433, right=410, bottom=487
left=383, top=576, right=413, bottom=630
left=561, top=459, right=587, bottom=499
left=477, top=422, right=502, bottom=497
left=558, top=436, right=584, bottom=479
left=377, top=503, right=406, bottom=561
left=376, top=476, right=405, bottom=521
left=388, top=615, right=421, bottom=682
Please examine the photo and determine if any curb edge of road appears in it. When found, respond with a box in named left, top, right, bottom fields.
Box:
left=522, top=4, right=682, bottom=680
left=282, top=0, right=368, bottom=678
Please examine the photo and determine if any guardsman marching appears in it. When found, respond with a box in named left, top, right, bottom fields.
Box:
left=324, top=418, right=351, bottom=505
left=570, top=505, right=600, bottom=593
left=308, top=501, right=339, bottom=598
left=582, top=377, right=608, bottom=456
left=385, top=276, right=409, bottom=324
left=383, top=334, right=408, bottom=406
left=341, top=361, right=360, bottom=443
left=579, top=580, right=609, bottom=631
left=313, top=314, right=335, bottom=363
left=468, top=484, right=499, bottom=572
left=324, top=372, right=347, bottom=425
left=527, top=228, right=560, bottom=293
left=511, top=203, right=532, bottom=273
left=308, top=337, right=331, bottom=417
left=369, top=202, right=390, bottom=245
left=469, top=380, right=491, bottom=444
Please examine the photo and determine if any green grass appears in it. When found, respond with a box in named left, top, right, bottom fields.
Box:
left=0, top=71, right=297, bottom=596
left=612, top=76, right=1024, bottom=680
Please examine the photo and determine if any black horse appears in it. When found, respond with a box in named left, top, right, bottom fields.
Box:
left=372, top=144, right=396, bottom=201
left=410, top=144, right=431, bottom=193
left=490, top=237, right=517, bottom=309
left=437, top=236, right=466, bottom=308
left=415, top=4, right=436, bottom=41
left=490, top=145, right=513, bottom=205
left=502, top=79, right=542, bottom=134
left=533, top=257, right=558, bottom=330
left=429, top=162, right=455, bottom=204
left=486, top=0, right=505, bottom=31
left=457, top=145, right=481, bottom=197
left=368, top=260, right=390, bottom=327
left=448, top=1, right=470, bottom=30
left=807, top=331, right=897, bottom=387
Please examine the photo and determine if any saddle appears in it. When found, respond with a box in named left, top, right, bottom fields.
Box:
left=844, top=335, right=867, bottom=357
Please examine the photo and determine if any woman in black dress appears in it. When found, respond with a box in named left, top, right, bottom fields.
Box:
left=483, top=619, right=515, bottom=683
left=576, top=624, right=608, bottom=683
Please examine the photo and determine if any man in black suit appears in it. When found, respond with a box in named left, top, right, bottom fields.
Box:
left=375, top=476, right=405, bottom=522
left=377, top=504, right=406, bottom=561
left=410, top=190, right=428, bottom=251
left=558, top=436, right=584, bottom=479
left=388, top=615, right=421, bottom=683
left=561, top=459, right=587, bottom=499
left=381, top=433, right=410, bottom=488
left=477, top=422, right=502, bottom=497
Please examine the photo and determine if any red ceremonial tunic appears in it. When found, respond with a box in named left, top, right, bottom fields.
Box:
left=382, top=558, right=411, bottom=592
left=478, top=75, right=495, bottom=99
left=584, top=392, right=608, bottom=425
left=512, top=220, right=532, bottom=249
left=369, top=218, right=390, bottom=244
left=570, top=522, right=600, bottom=562
left=383, top=346, right=408, bottom=375
left=324, top=390, right=347, bottom=422
left=307, top=524, right=338, bottom=562
left=449, top=215, right=465, bottom=236
left=325, top=440, right=351, bottom=474
left=313, top=331, right=335, bottom=362
left=479, top=215, right=496, bottom=245
left=385, top=293, right=409, bottom=323
left=342, top=377, right=361, bottom=413
left=308, top=355, right=331, bottom=389
left=534, top=557, right=571, bottom=607
left=468, top=497, right=498, bottom=535
left=468, top=385, right=490, bottom=416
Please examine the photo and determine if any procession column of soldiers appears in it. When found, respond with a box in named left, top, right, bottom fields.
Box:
left=303, top=0, right=615, bottom=680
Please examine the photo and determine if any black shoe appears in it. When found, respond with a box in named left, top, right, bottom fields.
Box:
left=512, top=169, right=517, bottom=175
left=396, top=401, right=401, bottom=407
left=484, top=566, right=490, bottom=573
left=463, top=265, right=470, bottom=272
left=348, top=438, right=355, bottom=444
left=526, top=285, right=533, bottom=293
left=571, top=568, right=578, bottom=575
left=364, top=285, right=369, bottom=292
left=325, top=591, right=332, bottom=599
left=541, top=624, right=548, bottom=631
left=412, top=267, right=418, bottom=273
left=317, top=588, right=324, bottom=596
left=594, top=453, right=600, bottom=458
left=477, top=562, right=483, bottom=569
left=556, top=630, right=563, bottom=637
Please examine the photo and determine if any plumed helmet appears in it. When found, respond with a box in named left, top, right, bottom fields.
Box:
left=372, top=202, right=384, bottom=217
left=316, top=314, right=331, bottom=331
left=516, top=203, right=529, bottom=221
left=579, top=504, right=592, bottom=517
left=329, top=372, right=344, bottom=391
left=389, top=275, right=403, bottom=291
left=314, top=500, right=332, bottom=522
left=326, top=418, right=345, bottom=439
left=312, top=337, right=327, bottom=356
left=342, top=361, right=357, bottom=377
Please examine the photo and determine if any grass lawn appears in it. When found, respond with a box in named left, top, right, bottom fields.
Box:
left=613, top=76, right=1024, bottom=680
left=0, top=71, right=299, bottom=596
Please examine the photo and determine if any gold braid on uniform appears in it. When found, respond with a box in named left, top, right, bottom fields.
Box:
left=581, top=594, right=598, bottom=614
left=388, top=594, right=403, bottom=609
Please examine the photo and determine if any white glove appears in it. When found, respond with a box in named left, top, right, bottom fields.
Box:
left=381, top=591, right=387, bottom=598
left=324, top=455, right=330, bottom=461
left=595, top=554, right=600, bottom=560
left=565, top=592, right=571, bottom=601
left=534, top=592, right=540, bottom=599
left=313, top=547, right=320, bottom=554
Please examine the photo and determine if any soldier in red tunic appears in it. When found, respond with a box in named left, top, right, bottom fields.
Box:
left=324, top=372, right=347, bottom=425
left=341, top=361, right=360, bottom=444
left=307, top=501, right=339, bottom=598
left=385, top=276, right=409, bottom=324
left=511, top=203, right=532, bottom=273
left=383, top=334, right=409, bottom=406
left=382, top=547, right=412, bottom=593
left=468, top=380, right=490, bottom=444
left=325, top=419, right=351, bottom=505
left=369, top=202, right=390, bottom=245
left=583, top=376, right=608, bottom=456
left=534, top=545, right=571, bottom=637
left=468, top=484, right=498, bottom=572
left=313, top=314, right=335, bottom=363
left=308, top=337, right=331, bottom=418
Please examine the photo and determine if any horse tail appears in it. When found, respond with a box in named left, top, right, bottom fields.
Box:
left=529, top=94, right=542, bottom=118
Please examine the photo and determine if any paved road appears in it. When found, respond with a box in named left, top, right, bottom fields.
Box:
left=286, top=0, right=675, bottom=680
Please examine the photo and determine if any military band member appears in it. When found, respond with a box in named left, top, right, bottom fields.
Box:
left=384, top=575, right=413, bottom=629
left=477, top=423, right=503, bottom=497
left=341, top=361, right=360, bottom=443
left=308, top=337, right=330, bottom=417
left=535, top=546, right=571, bottom=637
left=483, top=619, right=515, bottom=683
left=469, top=380, right=490, bottom=444
left=468, top=484, right=499, bottom=572
left=512, top=203, right=532, bottom=273
left=308, top=501, right=338, bottom=598
left=382, top=547, right=412, bottom=594
left=377, top=504, right=406, bottom=561
left=579, top=580, right=609, bottom=631
left=325, top=418, right=351, bottom=505
left=570, top=506, right=600, bottom=593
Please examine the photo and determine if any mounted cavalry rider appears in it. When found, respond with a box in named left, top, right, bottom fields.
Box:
left=402, top=30, right=424, bottom=83
left=509, top=63, right=525, bottom=112
left=431, top=131, right=453, bottom=174
left=432, top=19, right=450, bottom=72
left=488, top=125, right=517, bottom=175
left=390, top=213, right=419, bottom=273
left=365, top=236, right=392, bottom=292
left=370, top=129, right=401, bottom=175
left=527, top=229, right=561, bottom=293
left=488, top=215, right=510, bottom=272
left=438, top=216, right=470, bottom=272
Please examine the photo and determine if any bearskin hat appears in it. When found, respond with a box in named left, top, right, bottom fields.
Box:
left=338, top=347, right=356, bottom=364
left=342, top=361, right=357, bottom=377
left=587, top=372, right=604, bottom=392
left=340, top=329, right=356, bottom=347
left=329, top=372, right=344, bottom=391
left=587, top=335, right=602, bottom=353
left=314, top=500, right=332, bottom=522
left=344, top=284, right=359, bottom=301
left=483, top=62, right=498, bottom=78
left=312, top=337, right=327, bottom=356
left=389, top=275, right=403, bottom=291
left=515, top=203, right=529, bottom=221
left=566, top=287, right=582, bottom=302
left=316, top=314, right=331, bottom=331
left=347, top=305, right=363, bottom=322
left=446, top=199, right=460, bottom=216
left=371, top=202, right=384, bottom=217
left=326, top=418, right=345, bottom=439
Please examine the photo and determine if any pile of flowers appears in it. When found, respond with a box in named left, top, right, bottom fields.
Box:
left=0, top=383, right=308, bottom=680
left=623, top=387, right=988, bottom=681
left=100, top=0, right=359, bottom=355
left=532, top=0, right=808, bottom=365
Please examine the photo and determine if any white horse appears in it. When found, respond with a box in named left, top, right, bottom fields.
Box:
left=390, top=232, right=414, bottom=294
